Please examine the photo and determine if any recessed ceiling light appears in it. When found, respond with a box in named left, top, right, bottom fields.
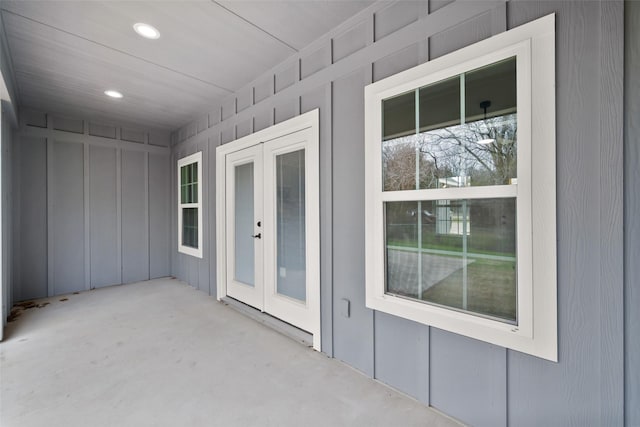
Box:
left=133, top=23, right=160, bottom=39
left=104, top=90, right=123, bottom=99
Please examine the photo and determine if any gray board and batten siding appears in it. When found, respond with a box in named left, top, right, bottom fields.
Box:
left=12, top=109, right=171, bottom=301
left=171, top=1, right=631, bottom=426
left=1, top=9, right=18, bottom=334
left=625, top=1, right=640, bottom=425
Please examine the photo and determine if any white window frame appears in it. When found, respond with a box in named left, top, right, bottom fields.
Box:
left=178, top=151, right=203, bottom=258
left=364, top=14, right=557, bottom=361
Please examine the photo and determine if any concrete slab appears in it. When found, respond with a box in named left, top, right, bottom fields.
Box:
left=0, top=278, right=462, bottom=427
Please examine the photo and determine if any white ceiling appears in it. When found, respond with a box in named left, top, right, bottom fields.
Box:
left=0, top=1, right=373, bottom=130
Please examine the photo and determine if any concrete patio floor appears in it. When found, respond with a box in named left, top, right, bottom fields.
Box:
left=0, top=278, right=461, bottom=427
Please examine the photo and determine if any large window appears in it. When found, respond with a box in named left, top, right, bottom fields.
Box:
left=365, top=15, right=557, bottom=361
left=178, top=152, right=203, bottom=258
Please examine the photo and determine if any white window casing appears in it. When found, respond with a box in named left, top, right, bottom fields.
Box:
left=364, top=14, right=557, bottom=361
left=178, top=151, right=203, bottom=258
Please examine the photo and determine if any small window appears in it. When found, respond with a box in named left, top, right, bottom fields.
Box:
left=365, top=15, right=557, bottom=361
left=178, top=152, right=203, bottom=258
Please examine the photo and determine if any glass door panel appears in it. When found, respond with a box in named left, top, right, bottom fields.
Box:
left=234, top=162, right=255, bottom=286
left=275, top=149, right=306, bottom=302
left=225, top=144, right=263, bottom=311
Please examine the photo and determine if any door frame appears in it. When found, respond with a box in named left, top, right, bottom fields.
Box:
left=216, top=109, right=320, bottom=351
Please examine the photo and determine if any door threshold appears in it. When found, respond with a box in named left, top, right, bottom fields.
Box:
left=221, top=297, right=313, bottom=348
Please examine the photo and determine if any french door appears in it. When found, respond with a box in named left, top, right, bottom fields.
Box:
left=222, top=123, right=319, bottom=349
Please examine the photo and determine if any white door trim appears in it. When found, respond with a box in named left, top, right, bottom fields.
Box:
left=216, top=109, right=320, bottom=351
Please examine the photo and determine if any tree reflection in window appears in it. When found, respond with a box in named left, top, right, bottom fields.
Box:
left=382, top=56, right=517, bottom=191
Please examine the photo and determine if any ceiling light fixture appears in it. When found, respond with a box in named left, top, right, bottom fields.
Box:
left=104, top=90, right=123, bottom=99
left=133, top=23, right=160, bottom=39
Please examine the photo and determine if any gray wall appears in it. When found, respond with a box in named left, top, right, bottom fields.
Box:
left=12, top=109, right=171, bottom=300
left=624, top=1, right=639, bottom=425
left=171, top=1, right=630, bottom=425
left=1, top=3, right=17, bottom=335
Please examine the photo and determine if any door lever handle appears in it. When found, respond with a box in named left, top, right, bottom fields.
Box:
left=252, top=233, right=262, bottom=239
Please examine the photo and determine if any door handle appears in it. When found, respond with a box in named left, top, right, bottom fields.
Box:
left=252, top=233, right=262, bottom=239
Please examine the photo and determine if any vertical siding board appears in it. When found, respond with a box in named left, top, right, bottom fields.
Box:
left=170, top=152, right=178, bottom=276
left=331, top=69, right=373, bottom=376
left=625, top=2, right=640, bottom=425
left=374, top=312, right=429, bottom=404
left=507, top=3, right=612, bottom=426
left=17, top=137, right=47, bottom=300
left=83, top=143, right=90, bottom=290
left=89, top=145, right=119, bottom=288
left=149, top=153, right=170, bottom=279
left=598, top=1, right=625, bottom=425
left=52, top=141, right=85, bottom=294
left=121, top=150, right=149, bottom=283
left=430, top=330, right=507, bottom=427
left=46, top=137, right=54, bottom=297
left=197, top=140, right=209, bottom=292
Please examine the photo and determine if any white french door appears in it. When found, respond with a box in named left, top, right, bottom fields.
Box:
left=220, top=117, right=320, bottom=350
left=225, top=144, right=264, bottom=310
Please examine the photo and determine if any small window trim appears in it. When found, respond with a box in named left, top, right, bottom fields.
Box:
left=364, top=14, right=557, bottom=361
left=178, top=151, right=203, bottom=258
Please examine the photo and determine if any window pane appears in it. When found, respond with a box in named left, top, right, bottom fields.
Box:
left=465, top=57, right=516, bottom=122
left=383, top=91, right=416, bottom=141
left=234, top=162, right=255, bottom=286
left=276, top=150, right=306, bottom=302
left=415, top=113, right=517, bottom=188
left=419, top=76, right=460, bottom=132
left=382, top=58, right=517, bottom=191
left=182, top=208, right=198, bottom=248
left=180, top=163, right=199, bottom=203
left=192, top=164, right=198, bottom=203
left=382, top=135, right=418, bottom=191
left=385, top=198, right=516, bottom=323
